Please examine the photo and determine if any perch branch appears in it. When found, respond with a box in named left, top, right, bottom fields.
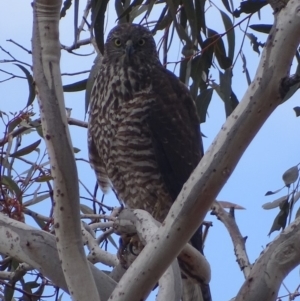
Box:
left=113, top=208, right=211, bottom=285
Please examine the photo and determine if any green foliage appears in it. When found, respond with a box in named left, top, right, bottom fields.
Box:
left=13, top=64, right=35, bottom=107
left=263, top=164, right=300, bottom=235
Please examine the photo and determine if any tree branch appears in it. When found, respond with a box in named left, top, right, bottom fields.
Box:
left=0, top=213, right=116, bottom=300
left=212, top=201, right=251, bottom=278
left=157, top=260, right=182, bottom=301
left=0, top=118, right=87, bottom=147
left=81, top=225, right=119, bottom=267
left=113, top=209, right=211, bottom=285
left=236, top=216, right=300, bottom=301
left=114, top=209, right=183, bottom=300
left=31, top=1, right=99, bottom=300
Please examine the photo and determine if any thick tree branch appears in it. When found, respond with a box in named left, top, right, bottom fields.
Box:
left=0, top=213, right=116, bottom=300
left=157, top=261, right=182, bottom=301
left=114, top=209, right=183, bottom=300
left=109, top=2, right=300, bottom=300
left=236, top=217, right=300, bottom=301
left=113, top=209, right=211, bottom=285
left=31, top=1, right=99, bottom=300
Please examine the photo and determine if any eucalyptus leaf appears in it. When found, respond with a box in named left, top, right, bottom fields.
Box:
left=294, top=106, right=300, bottom=117
left=23, top=193, right=50, bottom=207
left=80, top=204, right=95, bottom=215
left=282, top=166, right=299, bottom=187
left=35, top=175, right=53, bottom=182
left=250, top=24, right=272, bottom=34
left=10, top=139, right=41, bottom=158
left=2, top=175, right=22, bottom=202
left=63, top=79, right=87, bottom=92
left=262, top=195, right=288, bottom=210
left=219, top=10, right=235, bottom=61
left=14, top=64, right=35, bottom=107
left=265, top=187, right=284, bottom=196
left=268, top=199, right=289, bottom=235
left=23, top=165, right=35, bottom=187
left=196, top=88, right=213, bottom=123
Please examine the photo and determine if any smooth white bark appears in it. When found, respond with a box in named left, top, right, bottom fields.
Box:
left=157, top=261, right=182, bottom=301
left=236, top=216, right=300, bottom=301
left=82, top=225, right=119, bottom=267
left=114, top=209, right=211, bottom=284
left=0, top=213, right=116, bottom=300
left=31, top=1, right=100, bottom=300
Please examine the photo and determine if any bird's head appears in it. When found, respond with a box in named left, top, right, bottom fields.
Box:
left=104, top=23, right=159, bottom=67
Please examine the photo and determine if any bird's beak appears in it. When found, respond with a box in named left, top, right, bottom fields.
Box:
left=125, top=40, right=134, bottom=59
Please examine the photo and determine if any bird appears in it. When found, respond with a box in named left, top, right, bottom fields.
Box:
left=88, top=23, right=210, bottom=301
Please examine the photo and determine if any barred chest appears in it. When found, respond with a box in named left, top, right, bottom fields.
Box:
left=89, top=63, right=171, bottom=215
left=93, top=64, right=153, bottom=160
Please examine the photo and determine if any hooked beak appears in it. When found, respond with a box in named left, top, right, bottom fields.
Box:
left=125, top=40, right=134, bottom=59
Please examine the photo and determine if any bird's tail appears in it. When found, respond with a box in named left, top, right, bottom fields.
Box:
left=182, top=278, right=212, bottom=301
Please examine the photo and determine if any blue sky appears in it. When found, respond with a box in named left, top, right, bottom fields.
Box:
left=1, top=1, right=300, bottom=300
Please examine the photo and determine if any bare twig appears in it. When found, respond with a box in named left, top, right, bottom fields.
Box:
left=89, top=221, right=114, bottom=230
left=68, top=118, right=87, bottom=128
left=61, top=38, right=92, bottom=52
left=211, top=201, right=251, bottom=278
left=0, top=46, right=32, bottom=67
left=80, top=213, right=116, bottom=221
left=23, top=208, right=52, bottom=222
left=61, top=70, right=90, bottom=76
left=0, top=68, right=26, bottom=79
left=0, top=46, right=17, bottom=59
left=97, top=227, right=114, bottom=244
left=82, top=225, right=118, bottom=267
left=78, top=179, right=114, bottom=210
left=0, top=118, right=87, bottom=147
left=76, top=0, right=92, bottom=42
left=6, top=39, right=32, bottom=54
left=0, top=76, right=14, bottom=83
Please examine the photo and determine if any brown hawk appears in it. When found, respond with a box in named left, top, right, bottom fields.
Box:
left=88, top=23, right=210, bottom=301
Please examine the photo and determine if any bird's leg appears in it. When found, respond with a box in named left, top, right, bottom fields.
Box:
left=117, top=233, right=143, bottom=268
left=117, top=234, right=131, bottom=267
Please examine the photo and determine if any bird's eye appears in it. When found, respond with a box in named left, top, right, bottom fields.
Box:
left=114, top=39, right=122, bottom=47
left=138, top=39, right=145, bottom=46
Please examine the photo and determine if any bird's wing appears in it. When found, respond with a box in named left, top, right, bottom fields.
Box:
left=88, top=131, right=111, bottom=193
left=148, top=67, right=203, bottom=201
left=148, top=68, right=211, bottom=301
